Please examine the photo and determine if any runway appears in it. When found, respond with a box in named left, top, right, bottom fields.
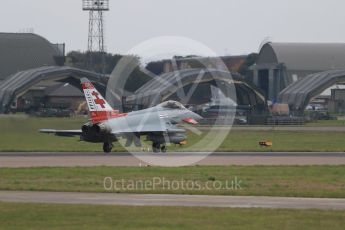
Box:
left=1, top=191, right=345, bottom=210
left=1, top=152, right=345, bottom=167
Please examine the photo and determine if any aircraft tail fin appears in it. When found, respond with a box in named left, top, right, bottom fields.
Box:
left=80, top=78, right=124, bottom=123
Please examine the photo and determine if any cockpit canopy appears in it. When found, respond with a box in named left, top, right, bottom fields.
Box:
left=159, top=101, right=186, bottom=110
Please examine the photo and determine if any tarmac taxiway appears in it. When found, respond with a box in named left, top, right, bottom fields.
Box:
left=1, top=152, right=345, bottom=167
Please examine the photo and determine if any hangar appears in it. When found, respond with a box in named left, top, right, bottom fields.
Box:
left=0, top=32, right=266, bottom=116
left=125, top=68, right=267, bottom=113
left=251, top=42, right=345, bottom=101
left=0, top=66, right=267, bottom=115
left=0, top=66, right=107, bottom=113
left=278, top=69, right=345, bottom=113
left=0, top=33, right=65, bottom=81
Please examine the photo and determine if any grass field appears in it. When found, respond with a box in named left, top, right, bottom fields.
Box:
left=1, top=166, right=345, bottom=198
left=2, top=117, right=345, bottom=152
left=0, top=202, right=344, bottom=230
left=306, top=119, right=345, bottom=126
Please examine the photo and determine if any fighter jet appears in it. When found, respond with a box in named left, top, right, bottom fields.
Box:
left=40, top=78, right=202, bottom=153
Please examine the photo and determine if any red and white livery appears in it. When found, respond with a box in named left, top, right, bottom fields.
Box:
left=81, top=78, right=126, bottom=123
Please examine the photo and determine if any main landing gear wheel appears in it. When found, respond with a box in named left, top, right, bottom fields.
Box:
left=152, top=143, right=167, bottom=153
left=103, top=142, right=113, bottom=153
left=152, top=143, right=161, bottom=153
left=161, top=145, right=167, bottom=153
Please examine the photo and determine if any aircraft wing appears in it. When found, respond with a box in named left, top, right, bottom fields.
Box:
left=39, top=129, right=82, bottom=137
left=111, top=125, right=186, bottom=135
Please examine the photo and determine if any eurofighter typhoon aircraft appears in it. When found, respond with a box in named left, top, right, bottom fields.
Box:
left=40, top=78, right=202, bottom=153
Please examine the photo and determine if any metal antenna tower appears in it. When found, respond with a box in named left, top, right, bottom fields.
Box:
left=82, top=0, right=109, bottom=71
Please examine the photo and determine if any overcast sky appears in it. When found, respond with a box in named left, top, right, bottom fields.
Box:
left=1, top=0, right=345, bottom=59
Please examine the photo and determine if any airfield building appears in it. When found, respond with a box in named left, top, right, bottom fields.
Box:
left=0, top=33, right=72, bottom=112
left=251, top=42, right=345, bottom=101
left=0, top=33, right=65, bottom=82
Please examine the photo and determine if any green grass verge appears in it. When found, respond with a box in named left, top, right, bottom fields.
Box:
left=0, top=202, right=344, bottom=230
left=2, top=117, right=345, bottom=152
left=1, top=166, right=345, bottom=198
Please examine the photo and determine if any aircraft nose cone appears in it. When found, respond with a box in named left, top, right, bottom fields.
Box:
left=191, top=112, right=203, bottom=121
left=182, top=111, right=203, bottom=125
